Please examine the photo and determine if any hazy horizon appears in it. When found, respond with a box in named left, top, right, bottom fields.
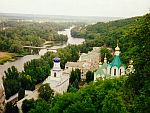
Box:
left=0, top=0, right=150, bottom=18
left=0, top=12, right=124, bottom=18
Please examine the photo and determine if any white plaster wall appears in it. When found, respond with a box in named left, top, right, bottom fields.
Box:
left=111, top=66, right=118, bottom=77
left=119, top=66, right=125, bottom=76
left=51, top=70, right=62, bottom=78
left=55, top=78, right=69, bottom=94
left=107, top=66, right=111, bottom=75
left=94, top=72, right=96, bottom=81
left=54, top=62, right=61, bottom=68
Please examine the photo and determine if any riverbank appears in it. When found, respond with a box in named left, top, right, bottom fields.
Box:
left=0, top=52, right=16, bottom=65
left=0, top=51, right=30, bottom=65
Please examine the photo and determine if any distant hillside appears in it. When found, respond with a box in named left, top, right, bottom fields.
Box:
left=0, top=13, right=122, bottom=23
left=71, top=14, right=143, bottom=63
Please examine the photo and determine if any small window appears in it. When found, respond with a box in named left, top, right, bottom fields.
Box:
left=114, top=69, right=116, bottom=76
left=120, top=69, right=122, bottom=75
left=66, top=67, right=68, bottom=69
left=54, top=72, right=56, bottom=77
left=110, top=68, right=111, bottom=74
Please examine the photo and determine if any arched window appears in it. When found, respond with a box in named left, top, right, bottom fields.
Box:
left=54, top=72, right=56, bottom=77
left=120, top=69, right=122, bottom=75
left=114, top=69, right=116, bottom=76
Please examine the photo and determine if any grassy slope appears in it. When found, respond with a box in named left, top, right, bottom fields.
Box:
left=0, top=52, right=15, bottom=64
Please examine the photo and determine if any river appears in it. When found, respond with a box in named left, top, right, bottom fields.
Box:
left=0, top=27, right=85, bottom=80
left=39, top=26, right=85, bottom=55
left=58, top=26, right=85, bottom=45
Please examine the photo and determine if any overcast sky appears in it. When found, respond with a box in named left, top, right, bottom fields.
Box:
left=0, top=0, right=150, bottom=17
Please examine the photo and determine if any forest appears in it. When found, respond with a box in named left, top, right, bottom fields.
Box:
left=0, top=21, right=71, bottom=54
left=71, top=16, right=141, bottom=64
left=3, top=13, right=150, bottom=113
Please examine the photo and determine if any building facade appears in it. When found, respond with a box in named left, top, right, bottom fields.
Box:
left=65, top=47, right=100, bottom=80
left=94, top=43, right=127, bottom=80
left=43, top=57, right=69, bottom=94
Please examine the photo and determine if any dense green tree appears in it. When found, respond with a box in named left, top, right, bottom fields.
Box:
left=4, top=66, right=19, bottom=80
left=38, top=84, right=54, bottom=102
left=63, top=98, right=96, bottom=113
left=67, top=86, right=78, bottom=93
left=79, top=43, right=93, bottom=53
left=3, top=79, right=21, bottom=99
left=72, top=78, right=79, bottom=89
left=86, top=71, right=94, bottom=83
left=50, top=93, right=77, bottom=113
left=124, top=13, right=150, bottom=113
left=20, top=73, right=35, bottom=90
left=28, top=99, right=51, bottom=113
left=3, top=66, right=36, bottom=99
left=100, top=47, right=113, bottom=61
left=5, top=102, right=19, bottom=113
left=101, top=90, right=128, bottom=113
left=132, top=92, right=150, bottom=113
left=70, top=46, right=79, bottom=62
left=22, top=99, right=35, bottom=113
left=24, top=59, right=50, bottom=84
left=18, top=88, right=25, bottom=101
left=69, top=69, right=81, bottom=85
left=3, top=66, right=21, bottom=99
left=68, top=69, right=81, bottom=92
left=69, top=69, right=76, bottom=84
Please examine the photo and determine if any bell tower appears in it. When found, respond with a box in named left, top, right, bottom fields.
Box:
left=51, top=57, right=62, bottom=78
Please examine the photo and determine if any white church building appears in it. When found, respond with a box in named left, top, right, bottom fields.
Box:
left=43, top=57, right=69, bottom=94
left=94, top=43, right=130, bottom=80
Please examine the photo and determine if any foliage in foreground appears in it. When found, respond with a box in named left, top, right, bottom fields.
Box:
left=5, top=102, right=19, bottom=113
left=38, top=83, right=54, bottom=102
left=3, top=66, right=34, bottom=99
left=26, top=77, right=128, bottom=113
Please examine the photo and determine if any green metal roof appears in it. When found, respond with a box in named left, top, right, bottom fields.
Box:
left=102, top=62, right=107, bottom=69
left=109, top=55, right=122, bottom=68
left=95, top=62, right=108, bottom=78
left=95, top=67, right=105, bottom=76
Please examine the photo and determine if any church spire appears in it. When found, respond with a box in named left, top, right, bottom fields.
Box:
left=115, top=40, right=120, bottom=56
left=104, top=53, right=107, bottom=63
left=99, top=52, right=102, bottom=67
left=99, top=60, right=102, bottom=67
